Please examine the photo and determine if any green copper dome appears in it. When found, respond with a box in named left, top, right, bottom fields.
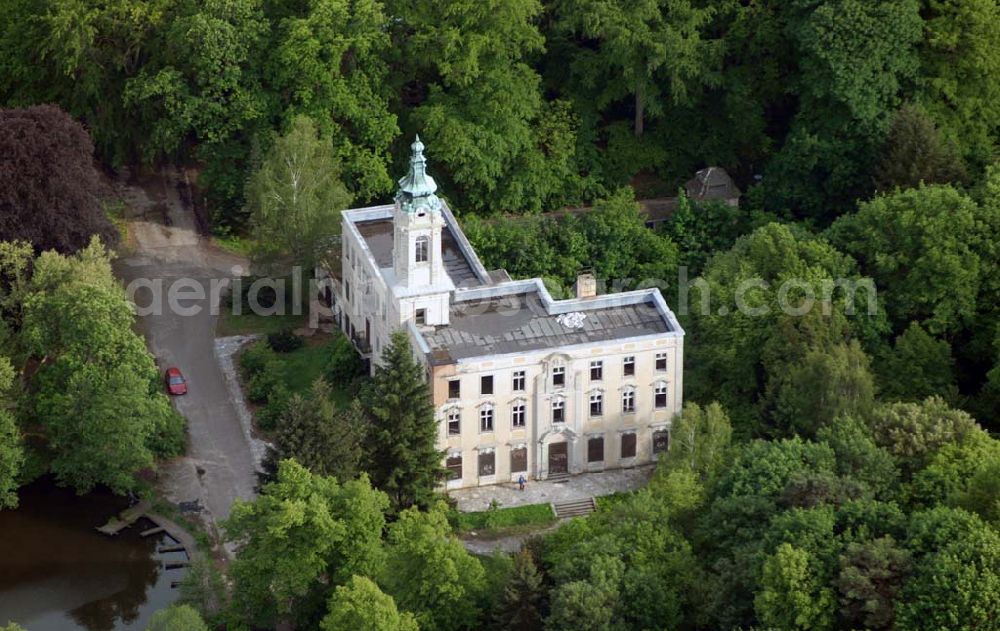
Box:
left=395, top=135, right=442, bottom=214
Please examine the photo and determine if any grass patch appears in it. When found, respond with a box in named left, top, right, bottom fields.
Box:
left=452, top=502, right=556, bottom=534
left=278, top=335, right=353, bottom=407
left=217, top=311, right=306, bottom=337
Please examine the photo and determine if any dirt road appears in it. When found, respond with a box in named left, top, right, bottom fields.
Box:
left=113, top=167, right=258, bottom=537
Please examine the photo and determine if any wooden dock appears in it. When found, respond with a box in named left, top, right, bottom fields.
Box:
left=96, top=500, right=200, bottom=586
left=140, top=526, right=165, bottom=537
left=95, top=501, right=152, bottom=536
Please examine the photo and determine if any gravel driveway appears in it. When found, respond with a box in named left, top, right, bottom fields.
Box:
left=113, top=167, right=259, bottom=537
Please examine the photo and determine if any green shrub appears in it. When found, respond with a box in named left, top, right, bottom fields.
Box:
left=247, top=358, right=285, bottom=404
left=325, top=333, right=364, bottom=386
left=267, top=329, right=303, bottom=353
left=240, top=341, right=276, bottom=379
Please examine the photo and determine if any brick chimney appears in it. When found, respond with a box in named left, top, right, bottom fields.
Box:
left=575, top=270, right=597, bottom=299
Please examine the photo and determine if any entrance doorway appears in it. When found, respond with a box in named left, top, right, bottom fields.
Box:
left=548, top=442, right=568, bottom=475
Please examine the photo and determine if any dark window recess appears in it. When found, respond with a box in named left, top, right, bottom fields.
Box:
left=590, top=393, right=603, bottom=417
left=552, top=366, right=565, bottom=387
left=448, top=411, right=461, bottom=435
left=656, top=352, right=667, bottom=371
left=478, top=451, right=496, bottom=476
left=655, top=384, right=667, bottom=409
left=590, top=361, right=603, bottom=381
left=448, top=379, right=461, bottom=399
left=623, top=356, right=635, bottom=376
left=481, top=375, right=494, bottom=395
left=621, top=433, right=637, bottom=459
left=446, top=456, right=463, bottom=480
left=511, top=447, right=528, bottom=473
left=588, top=436, right=604, bottom=463
left=653, top=430, right=670, bottom=454
left=415, top=309, right=426, bottom=325
left=552, top=400, right=565, bottom=423
left=512, top=404, right=526, bottom=428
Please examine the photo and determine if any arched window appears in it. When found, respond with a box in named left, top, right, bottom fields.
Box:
left=415, top=236, right=429, bottom=263
left=654, top=382, right=668, bottom=409
left=511, top=400, right=526, bottom=428
left=622, top=387, right=636, bottom=414
left=479, top=404, right=494, bottom=433
left=589, top=390, right=604, bottom=417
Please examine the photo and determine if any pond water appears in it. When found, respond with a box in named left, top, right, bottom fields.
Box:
left=0, top=479, right=186, bottom=630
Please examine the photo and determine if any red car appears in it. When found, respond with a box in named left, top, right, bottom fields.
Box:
left=165, top=367, right=188, bottom=395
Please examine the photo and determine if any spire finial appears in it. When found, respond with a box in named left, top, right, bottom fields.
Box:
left=395, top=133, right=440, bottom=213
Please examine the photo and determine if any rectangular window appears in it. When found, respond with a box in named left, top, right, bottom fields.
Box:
left=448, top=379, right=461, bottom=399
left=415, top=308, right=426, bottom=325
left=480, top=407, right=494, bottom=432
left=622, top=389, right=636, bottom=413
left=653, top=430, right=670, bottom=455
left=590, top=360, right=603, bottom=381
left=511, top=447, right=527, bottom=473
left=590, top=392, right=603, bottom=417
left=623, top=356, right=635, bottom=376
left=344, top=280, right=351, bottom=302
left=552, top=399, right=565, bottom=423
left=512, top=403, right=526, bottom=428
left=621, top=433, right=637, bottom=459
left=448, top=409, right=461, bottom=436
left=655, top=383, right=668, bottom=409
left=656, top=352, right=667, bottom=372
left=481, top=375, right=494, bottom=396
left=552, top=366, right=565, bottom=388
left=478, top=451, right=496, bottom=476
left=512, top=370, right=526, bottom=391
left=588, top=436, right=604, bottom=463
left=415, top=237, right=429, bottom=263
left=446, top=455, right=463, bottom=480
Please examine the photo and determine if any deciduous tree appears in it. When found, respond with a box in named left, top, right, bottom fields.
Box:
left=380, top=506, right=486, bottom=631
left=321, top=576, right=418, bottom=631
left=246, top=115, right=352, bottom=268
left=0, top=105, right=117, bottom=253
left=225, top=460, right=389, bottom=627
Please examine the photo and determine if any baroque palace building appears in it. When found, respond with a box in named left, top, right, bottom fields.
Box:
left=321, top=136, right=684, bottom=489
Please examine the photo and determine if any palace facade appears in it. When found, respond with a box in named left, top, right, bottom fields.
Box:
left=322, top=137, right=684, bottom=489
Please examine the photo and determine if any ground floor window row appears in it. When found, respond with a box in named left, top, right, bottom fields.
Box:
left=444, top=429, right=671, bottom=481
left=443, top=385, right=671, bottom=436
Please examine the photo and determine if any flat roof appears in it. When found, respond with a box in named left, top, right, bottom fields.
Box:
left=422, top=287, right=673, bottom=362
left=353, top=218, right=485, bottom=288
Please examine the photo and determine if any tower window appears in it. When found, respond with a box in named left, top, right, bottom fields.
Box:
left=415, top=236, right=429, bottom=263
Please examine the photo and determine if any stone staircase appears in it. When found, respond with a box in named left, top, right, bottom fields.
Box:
left=553, top=497, right=597, bottom=518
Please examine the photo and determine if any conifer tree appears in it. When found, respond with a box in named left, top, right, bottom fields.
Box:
left=492, top=548, right=545, bottom=630
left=362, top=329, right=443, bottom=510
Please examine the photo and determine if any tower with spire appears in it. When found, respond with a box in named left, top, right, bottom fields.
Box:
left=392, top=135, right=450, bottom=294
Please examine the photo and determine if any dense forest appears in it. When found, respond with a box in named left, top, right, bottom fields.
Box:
left=2, top=0, right=1000, bottom=630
